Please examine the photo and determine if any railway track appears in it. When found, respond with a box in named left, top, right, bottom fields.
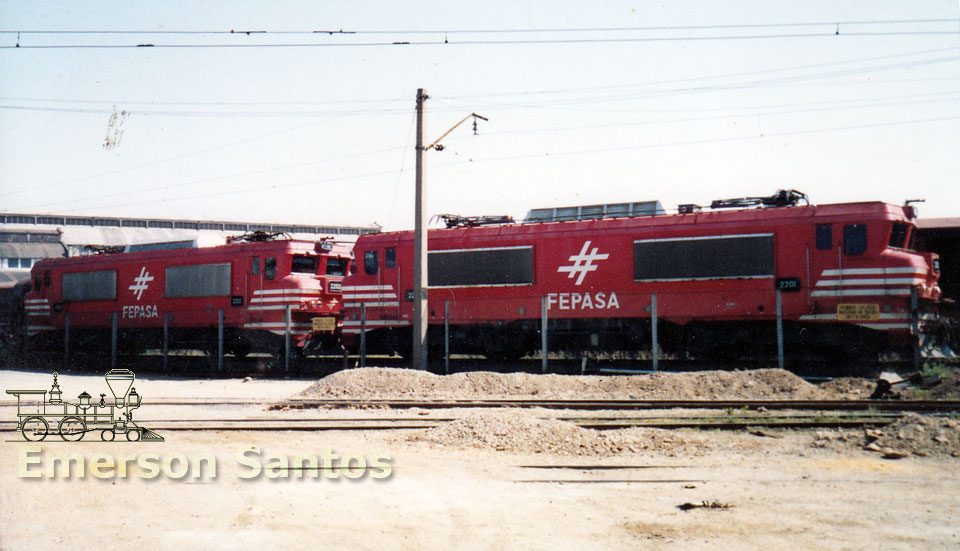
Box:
left=3, top=398, right=959, bottom=412
left=0, top=410, right=945, bottom=434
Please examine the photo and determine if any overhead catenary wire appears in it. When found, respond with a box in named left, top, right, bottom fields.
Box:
left=20, top=112, right=959, bottom=216
left=2, top=30, right=957, bottom=49
left=1, top=18, right=956, bottom=35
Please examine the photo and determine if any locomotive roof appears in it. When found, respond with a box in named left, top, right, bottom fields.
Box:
left=30, top=238, right=351, bottom=270
left=359, top=201, right=911, bottom=244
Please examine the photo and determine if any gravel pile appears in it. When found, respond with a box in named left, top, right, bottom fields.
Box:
left=410, top=410, right=711, bottom=456
left=299, top=367, right=825, bottom=401
left=866, top=413, right=960, bottom=457
left=817, top=377, right=877, bottom=400
left=927, top=371, right=960, bottom=400
left=812, top=414, right=960, bottom=458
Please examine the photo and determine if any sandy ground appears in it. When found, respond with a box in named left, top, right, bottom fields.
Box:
left=2, top=369, right=959, bottom=550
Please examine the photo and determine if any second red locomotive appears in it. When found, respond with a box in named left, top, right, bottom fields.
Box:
left=340, top=191, right=941, bottom=363
left=25, top=235, right=352, bottom=358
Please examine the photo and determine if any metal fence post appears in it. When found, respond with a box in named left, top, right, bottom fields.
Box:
left=64, top=312, right=70, bottom=370
left=217, top=309, right=224, bottom=373
left=911, top=286, right=920, bottom=372
left=651, top=292, right=658, bottom=372
left=163, top=312, right=169, bottom=372
left=444, top=300, right=450, bottom=374
left=776, top=289, right=784, bottom=370
left=541, top=296, right=548, bottom=373
left=360, top=304, right=367, bottom=368
left=111, top=312, right=118, bottom=371
left=284, top=304, right=292, bottom=374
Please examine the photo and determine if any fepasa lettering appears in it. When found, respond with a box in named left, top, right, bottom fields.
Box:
left=546, top=292, right=620, bottom=311
left=122, top=305, right=159, bottom=319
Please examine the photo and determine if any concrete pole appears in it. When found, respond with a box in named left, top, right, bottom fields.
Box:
left=541, top=296, right=548, bottom=373
left=412, top=88, right=429, bottom=371
left=776, top=289, right=784, bottom=370
left=651, top=292, right=659, bottom=372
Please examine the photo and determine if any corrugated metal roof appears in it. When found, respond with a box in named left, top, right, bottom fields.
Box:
left=917, top=218, right=960, bottom=230
left=0, top=242, right=66, bottom=258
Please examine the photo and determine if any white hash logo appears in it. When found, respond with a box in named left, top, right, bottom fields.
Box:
left=128, top=267, right=154, bottom=300
left=557, top=240, right=609, bottom=286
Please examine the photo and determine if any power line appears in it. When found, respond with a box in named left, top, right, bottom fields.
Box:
left=431, top=114, right=960, bottom=168
left=1, top=18, right=956, bottom=35
left=2, top=31, right=957, bottom=49
left=0, top=99, right=408, bottom=198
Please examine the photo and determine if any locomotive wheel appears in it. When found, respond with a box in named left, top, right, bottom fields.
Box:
left=126, top=428, right=141, bottom=441
left=58, top=416, right=87, bottom=442
left=101, top=429, right=116, bottom=442
left=21, top=416, right=49, bottom=442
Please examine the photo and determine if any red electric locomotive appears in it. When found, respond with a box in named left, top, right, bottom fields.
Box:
left=340, top=191, right=941, bottom=364
left=24, top=235, right=352, bottom=358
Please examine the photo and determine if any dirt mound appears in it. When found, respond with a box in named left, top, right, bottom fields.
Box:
left=818, top=378, right=876, bottom=400
left=867, top=413, right=960, bottom=457
left=299, top=368, right=824, bottom=401
left=410, top=410, right=710, bottom=456
left=926, top=371, right=960, bottom=400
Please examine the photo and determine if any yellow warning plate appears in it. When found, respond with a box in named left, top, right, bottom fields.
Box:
left=837, top=304, right=880, bottom=321
left=312, top=317, right=337, bottom=332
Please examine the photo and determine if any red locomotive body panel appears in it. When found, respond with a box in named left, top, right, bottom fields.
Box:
left=341, top=200, right=939, bottom=359
left=24, top=239, right=352, bottom=356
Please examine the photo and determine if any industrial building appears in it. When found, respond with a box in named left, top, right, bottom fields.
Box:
left=0, top=212, right=378, bottom=286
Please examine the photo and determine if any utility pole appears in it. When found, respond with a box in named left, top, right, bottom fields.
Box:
left=412, top=88, right=429, bottom=371
left=411, top=88, right=487, bottom=371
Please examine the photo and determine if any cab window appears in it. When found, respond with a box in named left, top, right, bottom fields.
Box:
left=889, top=222, right=910, bottom=249
left=385, top=248, right=396, bottom=269
left=265, top=257, right=277, bottom=280
left=326, top=258, right=347, bottom=277
left=843, top=224, right=867, bottom=256
left=291, top=255, right=318, bottom=274
left=364, top=251, right=379, bottom=275
left=251, top=257, right=260, bottom=276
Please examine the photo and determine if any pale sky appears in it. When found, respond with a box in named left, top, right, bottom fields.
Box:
left=1, top=1, right=958, bottom=231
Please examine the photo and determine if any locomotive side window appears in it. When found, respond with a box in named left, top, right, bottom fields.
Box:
left=252, top=257, right=260, bottom=276
left=889, top=222, right=909, bottom=249
left=364, top=251, right=379, bottom=275
left=815, top=224, right=832, bottom=250
left=326, top=257, right=348, bottom=277
left=385, top=248, right=396, bottom=269
left=166, top=263, right=231, bottom=298
left=62, top=270, right=118, bottom=301
left=634, top=235, right=773, bottom=281
left=291, top=255, right=318, bottom=274
left=428, top=246, right=534, bottom=287
left=843, top=224, right=868, bottom=256
left=44, top=271, right=50, bottom=286
left=265, top=257, right=276, bottom=280
left=34, top=272, right=42, bottom=290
